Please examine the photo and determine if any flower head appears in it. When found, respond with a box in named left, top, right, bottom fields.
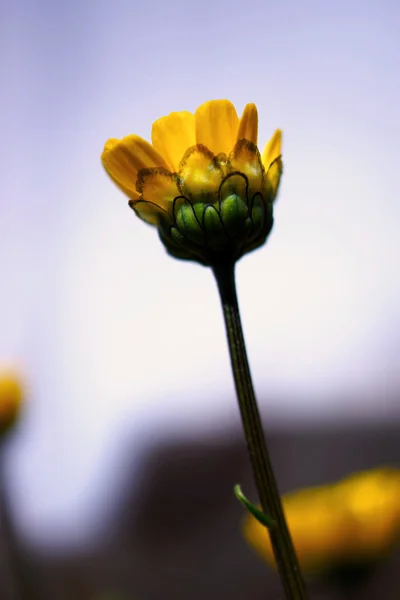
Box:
left=0, top=368, right=24, bottom=436
left=102, top=100, right=282, bottom=266
left=243, top=468, right=400, bottom=574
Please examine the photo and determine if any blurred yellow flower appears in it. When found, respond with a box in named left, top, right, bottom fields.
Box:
left=102, top=99, right=282, bottom=266
left=243, top=468, right=400, bottom=573
left=0, top=369, right=23, bottom=436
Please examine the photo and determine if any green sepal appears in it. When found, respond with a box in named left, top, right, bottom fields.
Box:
left=170, top=226, right=186, bottom=246
left=174, top=198, right=205, bottom=245
left=248, top=195, right=265, bottom=240
left=203, top=205, right=228, bottom=249
left=220, top=194, right=248, bottom=239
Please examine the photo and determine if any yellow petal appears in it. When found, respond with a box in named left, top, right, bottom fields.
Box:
left=178, top=145, right=224, bottom=202
left=105, top=169, right=140, bottom=200
left=101, top=135, right=169, bottom=198
left=0, top=370, right=23, bottom=434
left=243, top=488, right=345, bottom=573
left=244, top=468, right=400, bottom=574
left=337, top=468, right=400, bottom=556
left=229, top=139, right=264, bottom=200
left=236, top=103, right=258, bottom=145
left=151, top=111, right=196, bottom=172
left=262, top=129, right=283, bottom=200
left=136, top=168, right=180, bottom=212
left=261, top=129, right=282, bottom=169
left=195, top=100, right=239, bottom=155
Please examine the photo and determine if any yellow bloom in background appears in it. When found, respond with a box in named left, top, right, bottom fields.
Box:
left=0, top=369, right=24, bottom=437
left=102, top=100, right=282, bottom=266
left=243, top=468, right=400, bottom=574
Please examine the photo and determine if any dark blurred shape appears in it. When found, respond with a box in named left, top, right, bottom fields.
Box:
left=0, top=370, right=23, bottom=439
left=0, top=416, right=399, bottom=600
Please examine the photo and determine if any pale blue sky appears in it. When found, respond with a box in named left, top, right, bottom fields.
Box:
left=2, top=0, right=400, bottom=545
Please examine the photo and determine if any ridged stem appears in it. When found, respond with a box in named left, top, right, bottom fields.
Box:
left=212, top=261, right=308, bottom=600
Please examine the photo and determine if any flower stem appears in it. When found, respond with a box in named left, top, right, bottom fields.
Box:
left=212, top=260, right=308, bottom=600
left=0, top=444, right=42, bottom=600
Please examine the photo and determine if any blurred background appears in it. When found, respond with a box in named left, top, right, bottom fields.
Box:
left=1, top=0, right=400, bottom=598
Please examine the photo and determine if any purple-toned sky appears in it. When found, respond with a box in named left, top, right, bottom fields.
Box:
left=2, top=0, right=400, bottom=545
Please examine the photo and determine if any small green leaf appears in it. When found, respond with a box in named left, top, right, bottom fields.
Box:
left=234, top=484, right=276, bottom=529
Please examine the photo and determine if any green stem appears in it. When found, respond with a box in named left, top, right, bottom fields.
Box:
left=212, top=260, right=308, bottom=600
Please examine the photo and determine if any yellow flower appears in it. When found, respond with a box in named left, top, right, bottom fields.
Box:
left=101, top=100, right=282, bottom=266
left=0, top=369, right=23, bottom=436
left=243, top=468, right=400, bottom=574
